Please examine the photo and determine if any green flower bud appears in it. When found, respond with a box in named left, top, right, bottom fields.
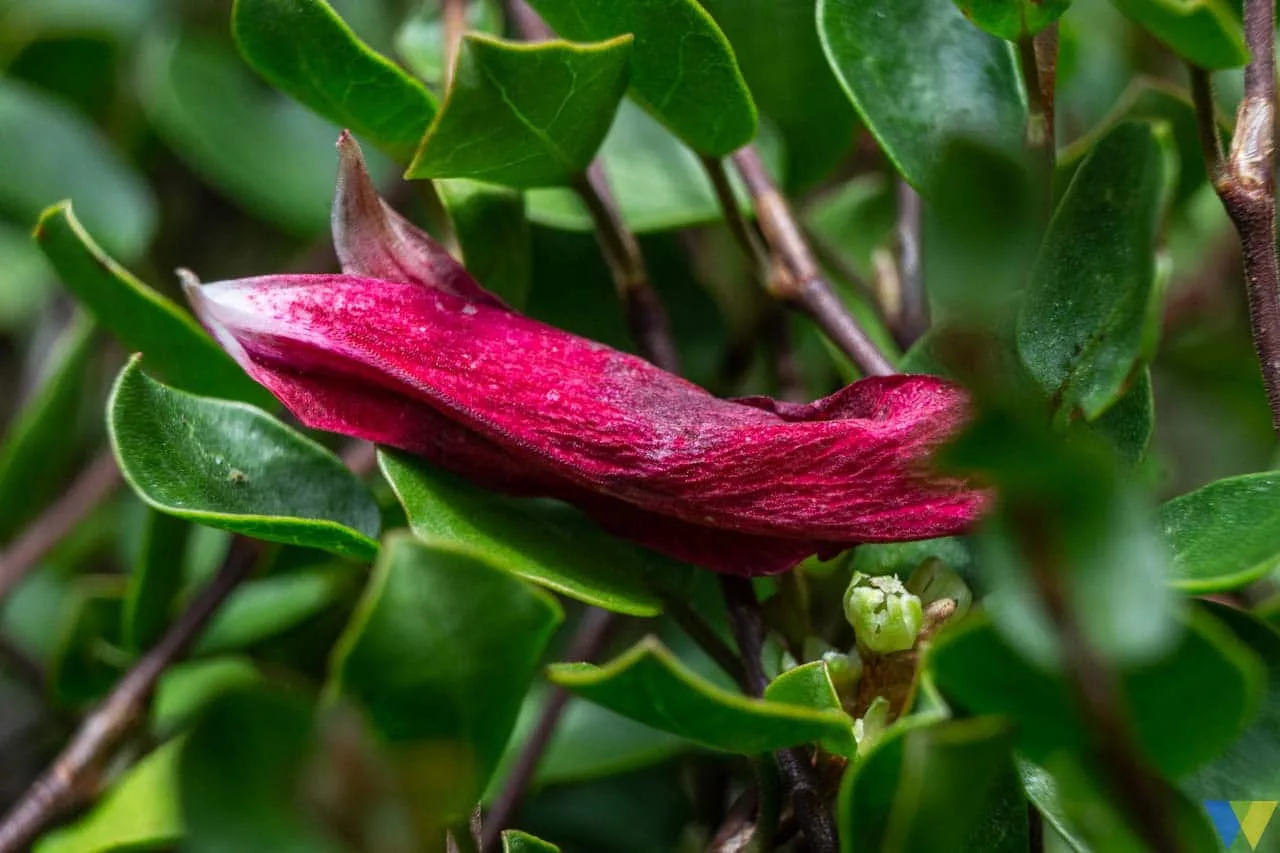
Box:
left=843, top=572, right=923, bottom=654
left=905, top=558, right=972, bottom=621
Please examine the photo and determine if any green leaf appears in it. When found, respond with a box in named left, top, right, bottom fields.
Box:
left=0, top=311, right=95, bottom=541
left=503, top=831, right=560, bottom=853
left=548, top=636, right=854, bottom=754
left=195, top=565, right=359, bottom=655
left=1159, top=472, right=1280, bottom=592
left=0, top=78, right=156, bottom=260
left=152, top=656, right=262, bottom=734
left=0, top=223, right=53, bottom=328
left=852, top=537, right=973, bottom=580
left=700, top=0, right=859, bottom=188
left=1110, top=0, right=1247, bottom=70
left=232, top=0, right=437, bottom=162
left=107, top=359, right=380, bottom=559
left=395, top=0, right=503, bottom=86
left=817, top=0, right=1025, bottom=196
left=50, top=577, right=126, bottom=708
left=1182, top=603, right=1280, bottom=803
left=329, top=534, right=562, bottom=822
left=379, top=451, right=691, bottom=616
left=1091, top=367, right=1156, bottom=466
left=837, top=716, right=1015, bottom=853
left=180, top=687, right=342, bottom=853
left=406, top=34, right=633, bottom=188
left=1018, top=121, right=1175, bottom=421
left=764, top=660, right=857, bottom=758
left=527, top=0, right=756, bottom=155
left=525, top=99, right=778, bottom=233
left=928, top=611, right=1264, bottom=778
left=137, top=33, right=350, bottom=236
left=437, top=179, right=532, bottom=309
left=954, top=0, right=1071, bottom=39
left=35, top=203, right=268, bottom=405
left=122, top=511, right=190, bottom=653
left=34, top=739, right=184, bottom=853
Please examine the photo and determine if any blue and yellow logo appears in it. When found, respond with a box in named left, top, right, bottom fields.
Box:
left=1204, top=801, right=1278, bottom=850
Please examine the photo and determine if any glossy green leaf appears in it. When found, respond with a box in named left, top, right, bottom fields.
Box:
left=232, top=0, right=437, bottom=162
left=929, top=611, right=1263, bottom=778
left=955, top=0, right=1072, bottom=39
left=549, top=636, right=854, bottom=754
left=395, top=0, right=502, bottom=86
left=1182, top=603, right=1280, bottom=803
left=0, top=311, right=95, bottom=541
left=437, top=179, right=532, bottom=309
left=527, top=0, right=756, bottom=155
left=764, top=660, right=857, bottom=758
left=1018, top=121, right=1175, bottom=421
left=504, top=831, right=560, bottom=853
left=35, top=738, right=184, bottom=853
left=380, top=451, right=692, bottom=616
left=818, top=0, right=1025, bottom=195
left=122, top=510, right=189, bottom=653
left=137, top=33, right=347, bottom=235
left=525, top=99, right=777, bottom=233
left=701, top=0, right=858, bottom=187
left=0, top=78, right=155, bottom=260
left=329, top=534, right=562, bottom=822
left=1110, top=0, right=1247, bottom=70
left=837, top=716, right=1015, bottom=853
left=181, top=687, right=341, bottom=853
left=152, top=656, right=262, bottom=734
left=407, top=34, right=632, bottom=187
left=50, top=577, right=126, bottom=708
left=1092, top=367, right=1156, bottom=466
left=1159, top=472, right=1280, bottom=592
left=35, top=203, right=268, bottom=405
left=108, top=359, right=380, bottom=559
left=196, top=565, right=358, bottom=655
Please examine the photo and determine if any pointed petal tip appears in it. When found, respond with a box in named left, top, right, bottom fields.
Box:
left=177, top=267, right=203, bottom=310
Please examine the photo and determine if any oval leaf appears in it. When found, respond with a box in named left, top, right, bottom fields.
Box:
left=107, top=358, right=380, bottom=559
left=764, top=660, right=857, bottom=758
left=817, top=0, right=1025, bottom=195
left=232, top=0, right=437, bottom=162
left=379, top=450, right=691, bottom=617
left=503, top=831, right=560, bottom=853
left=329, top=534, right=563, bottom=822
left=955, top=0, right=1071, bottom=39
left=1017, top=120, right=1175, bottom=421
left=1110, top=0, right=1247, bottom=70
left=406, top=34, right=633, bottom=188
left=548, top=636, right=855, bottom=754
left=36, top=203, right=269, bottom=405
left=1160, top=472, right=1280, bottom=592
left=527, top=0, right=757, bottom=155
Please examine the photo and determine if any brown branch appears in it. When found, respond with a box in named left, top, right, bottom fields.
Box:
left=0, top=450, right=120, bottom=605
left=719, top=576, right=838, bottom=853
left=479, top=606, right=615, bottom=852
left=0, top=539, right=259, bottom=852
left=1017, top=33, right=1054, bottom=185
left=1197, top=0, right=1280, bottom=434
left=1033, top=23, right=1059, bottom=149
left=442, top=0, right=468, bottom=89
left=1188, top=66, right=1225, bottom=171
left=893, top=181, right=927, bottom=348
left=730, top=147, right=894, bottom=378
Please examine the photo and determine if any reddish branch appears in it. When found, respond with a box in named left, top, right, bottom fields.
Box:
left=0, top=540, right=259, bottom=852
left=1191, top=0, right=1280, bottom=434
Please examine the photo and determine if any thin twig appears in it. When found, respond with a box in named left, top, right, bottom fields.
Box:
left=1017, top=33, right=1053, bottom=184
left=719, top=576, right=838, bottom=853
left=1198, top=0, right=1280, bottom=434
left=893, top=181, right=927, bottom=348
left=700, top=155, right=770, bottom=271
left=1017, top=512, right=1180, bottom=853
left=480, top=607, right=614, bottom=852
left=1188, top=66, right=1225, bottom=170
left=1032, top=23, right=1059, bottom=150
left=0, top=539, right=259, bottom=852
left=442, top=0, right=468, bottom=89
left=0, top=450, right=120, bottom=605
left=730, top=147, right=894, bottom=378
left=571, top=166, right=680, bottom=373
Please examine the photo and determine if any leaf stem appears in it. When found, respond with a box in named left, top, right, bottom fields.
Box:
left=1195, top=0, right=1280, bottom=435
left=442, top=0, right=467, bottom=89
left=1017, top=31, right=1054, bottom=185
left=0, top=538, right=259, bottom=853
left=719, top=576, right=838, bottom=853
left=479, top=606, right=615, bottom=852
left=0, top=450, right=120, bottom=605
left=729, top=147, right=894, bottom=378
left=893, top=180, right=927, bottom=348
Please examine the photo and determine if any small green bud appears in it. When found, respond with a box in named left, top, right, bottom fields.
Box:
left=843, top=572, right=923, bottom=654
left=905, top=558, right=972, bottom=621
left=854, top=695, right=892, bottom=756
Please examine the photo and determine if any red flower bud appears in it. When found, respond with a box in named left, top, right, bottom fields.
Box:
left=185, top=133, right=985, bottom=575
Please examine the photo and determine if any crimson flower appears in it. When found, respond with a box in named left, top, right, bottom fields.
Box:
left=184, top=133, right=985, bottom=576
